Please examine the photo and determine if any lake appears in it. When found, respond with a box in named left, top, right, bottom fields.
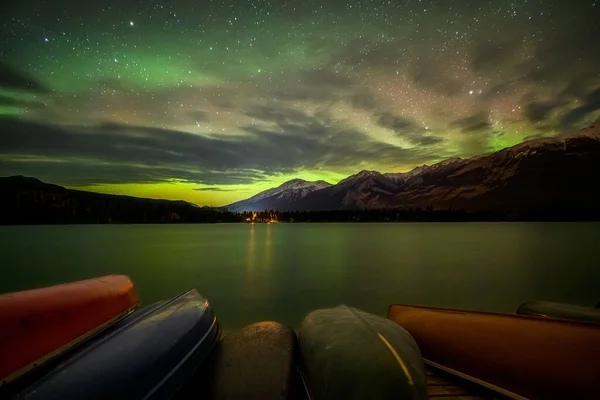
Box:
left=1, top=223, right=598, bottom=331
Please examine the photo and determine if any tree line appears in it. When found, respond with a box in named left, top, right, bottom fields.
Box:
left=235, top=207, right=600, bottom=222
left=238, top=208, right=506, bottom=222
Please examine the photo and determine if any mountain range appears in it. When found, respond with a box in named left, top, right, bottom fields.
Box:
left=226, top=125, right=600, bottom=215
left=2, top=125, right=599, bottom=223
left=0, top=176, right=237, bottom=224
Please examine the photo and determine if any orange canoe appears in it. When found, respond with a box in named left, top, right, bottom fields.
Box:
left=0, top=275, right=139, bottom=384
left=388, top=304, right=600, bottom=399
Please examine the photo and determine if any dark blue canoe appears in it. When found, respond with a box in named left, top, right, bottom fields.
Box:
left=14, top=289, right=219, bottom=400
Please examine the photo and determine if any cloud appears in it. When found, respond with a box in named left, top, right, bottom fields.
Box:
left=449, top=112, right=492, bottom=133
left=376, top=112, right=414, bottom=132
left=269, top=68, right=355, bottom=102
left=522, top=131, right=553, bottom=141
left=470, top=40, right=520, bottom=75
left=298, top=68, right=354, bottom=88
left=522, top=19, right=600, bottom=86
left=559, top=76, right=597, bottom=99
left=0, top=95, right=46, bottom=110
left=470, top=12, right=600, bottom=106
left=413, top=135, right=445, bottom=146
left=186, top=110, right=210, bottom=122
left=243, top=103, right=313, bottom=125
left=349, top=91, right=379, bottom=111
left=559, top=88, right=600, bottom=129
left=523, top=99, right=565, bottom=123
left=375, top=112, right=444, bottom=146
left=97, top=78, right=138, bottom=93
left=481, top=80, right=521, bottom=100
left=456, top=129, right=506, bottom=156
left=335, top=40, right=403, bottom=70
left=0, top=61, right=49, bottom=93
left=193, top=187, right=237, bottom=192
left=522, top=84, right=600, bottom=130
left=408, top=53, right=462, bottom=97
left=0, top=107, right=442, bottom=186
left=0, top=159, right=269, bottom=186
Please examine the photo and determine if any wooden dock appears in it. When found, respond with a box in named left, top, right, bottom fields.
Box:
left=426, top=366, right=506, bottom=400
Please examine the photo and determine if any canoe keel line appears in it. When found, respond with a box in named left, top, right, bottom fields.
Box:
left=1, top=276, right=599, bottom=399
left=376, top=332, right=414, bottom=388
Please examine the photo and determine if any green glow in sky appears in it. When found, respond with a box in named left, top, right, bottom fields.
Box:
left=1, top=0, right=599, bottom=205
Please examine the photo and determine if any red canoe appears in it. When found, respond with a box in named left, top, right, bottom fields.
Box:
left=0, top=275, right=139, bottom=384
left=388, top=304, right=600, bottom=399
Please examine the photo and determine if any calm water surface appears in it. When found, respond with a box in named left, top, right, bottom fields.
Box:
left=1, top=223, right=598, bottom=330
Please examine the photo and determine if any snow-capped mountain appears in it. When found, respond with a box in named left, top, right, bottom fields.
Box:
left=226, top=125, right=600, bottom=214
left=293, top=170, right=399, bottom=211
left=386, top=124, right=600, bottom=212
left=383, top=157, right=469, bottom=184
left=225, top=178, right=331, bottom=212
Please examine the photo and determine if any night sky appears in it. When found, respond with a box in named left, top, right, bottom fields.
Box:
left=1, top=0, right=599, bottom=205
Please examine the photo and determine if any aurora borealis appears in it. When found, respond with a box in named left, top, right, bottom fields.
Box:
left=1, top=0, right=599, bottom=206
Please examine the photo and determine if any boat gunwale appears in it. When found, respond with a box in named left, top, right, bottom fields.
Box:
left=387, top=303, right=600, bottom=326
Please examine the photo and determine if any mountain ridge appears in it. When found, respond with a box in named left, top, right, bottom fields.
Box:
left=226, top=125, right=600, bottom=214
left=0, top=175, right=238, bottom=224
left=225, top=178, right=332, bottom=213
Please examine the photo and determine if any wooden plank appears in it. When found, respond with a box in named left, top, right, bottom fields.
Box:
left=427, top=376, right=458, bottom=385
left=427, top=385, right=471, bottom=396
left=457, top=397, right=489, bottom=400
left=431, top=397, right=462, bottom=400
left=445, top=385, right=473, bottom=395
left=428, top=397, right=488, bottom=400
left=425, top=366, right=498, bottom=400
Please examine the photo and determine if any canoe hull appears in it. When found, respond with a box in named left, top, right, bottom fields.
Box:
left=388, top=304, right=600, bottom=399
left=15, top=289, right=219, bottom=400
left=299, top=305, right=427, bottom=400
left=0, top=275, right=138, bottom=384
left=178, top=321, right=307, bottom=400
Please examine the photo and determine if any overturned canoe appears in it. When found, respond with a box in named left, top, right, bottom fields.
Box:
left=14, top=289, right=219, bottom=400
left=517, top=300, right=600, bottom=323
left=388, top=304, right=600, bottom=399
left=0, top=275, right=138, bottom=385
left=298, top=305, right=427, bottom=400
left=179, top=321, right=307, bottom=400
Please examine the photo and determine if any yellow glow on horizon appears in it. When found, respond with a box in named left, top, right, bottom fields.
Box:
left=67, top=169, right=351, bottom=207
